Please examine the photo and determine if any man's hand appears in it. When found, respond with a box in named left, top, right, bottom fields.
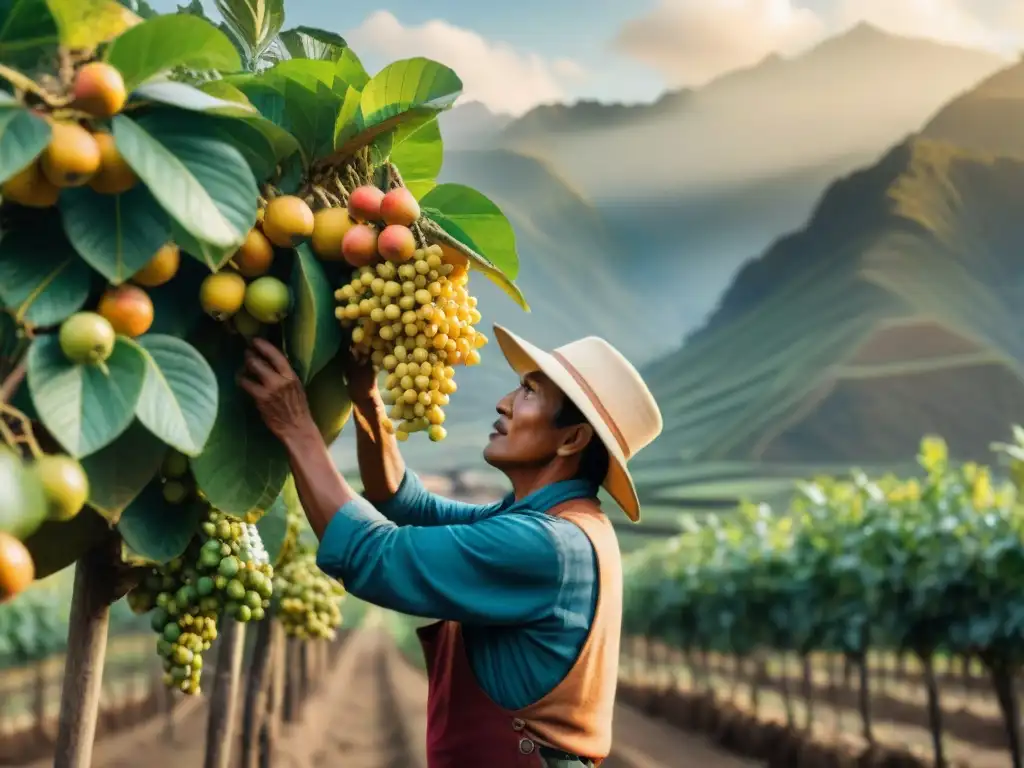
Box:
left=343, top=352, right=380, bottom=407
left=238, top=338, right=316, bottom=445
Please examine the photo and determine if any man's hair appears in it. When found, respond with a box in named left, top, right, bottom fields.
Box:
left=553, top=395, right=610, bottom=487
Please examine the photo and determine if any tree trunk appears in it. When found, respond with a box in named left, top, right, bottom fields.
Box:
left=778, top=654, right=795, bottom=727
left=53, top=545, right=114, bottom=768
left=988, top=658, right=1022, bottom=768
left=921, top=653, right=947, bottom=767
left=203, top=618, right=246, bottom=768
left=240, top=619, right=274, bottom=768
left=801, top=654, right=815, bottom=732
left=856, top=653, right=874, bottom=746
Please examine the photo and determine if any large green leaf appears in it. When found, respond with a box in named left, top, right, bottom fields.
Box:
left=135, top=335, right=217, bottom=456
left=215, top=0, right=284, bottom=61
left=287, top=244, right=341, bottom=384
left=59, top=185, right=171, bottom=284
left=279, top=26, right=346, bottom=62
left=261, top=58, right=337, bottom=91
left=105, top=14, right=241, bottom=90
left=80, top=419, right=166, bottom=522
left=420, top=184, right=525, bottom=307
left=113, top=112, right=258, bottom=268
left=281, top=79, right=341, bottom=163
left=0, top=226, right=91, bottom=327
left=333, top=58, right=461, bottom=159
left=27, top=335, right=148, bottom=458
left=386, top=117, right=443, bottom=199
left=23, top=507, right=111, bottom=580
left=130, top=81, right=256, bottom=117
left=0, top=103, right=51, bottom=184
left=334, top=48, right=369, bottom=90
left=117, top=482, right=204, bottom=564
left=190, top=351, right=289, bottom=518
left=45, top=0, right=139, bottom=50
left=0, top=0, right=59, bottom=69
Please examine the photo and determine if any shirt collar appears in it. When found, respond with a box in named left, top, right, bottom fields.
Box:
left=500, top=478, right=599, bottom=515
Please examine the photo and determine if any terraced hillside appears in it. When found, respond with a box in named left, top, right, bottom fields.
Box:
left=637, top=60, right=1024, bottom=501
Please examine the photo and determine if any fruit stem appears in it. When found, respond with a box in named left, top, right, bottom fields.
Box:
left=419, top=218, right=498, bottom=271
left=0, top=403, right=44, bottom=459
left=0, top=358, right=26, bottom=403
left=386, top=163, right=405, bottom=190
left=329, top=174, right=349, bottom=204
left=0, top=64, right=71, bottom=108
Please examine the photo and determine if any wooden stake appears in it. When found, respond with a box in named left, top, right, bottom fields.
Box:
left=203, top=618, right=246, bottom=768
left=240, top=619, right=274, bottom=768
left=53, top=544, right=114, bottom=768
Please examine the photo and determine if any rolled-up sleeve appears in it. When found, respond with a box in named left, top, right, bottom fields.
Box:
left=316, top=496, right=562, bottom=625
left=376, top=470, right=504, bottom=526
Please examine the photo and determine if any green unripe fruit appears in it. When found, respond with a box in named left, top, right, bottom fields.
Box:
left=243, top=276, right=291, bottom=324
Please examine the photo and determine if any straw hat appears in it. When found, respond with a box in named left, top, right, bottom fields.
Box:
left=493, top=325, right=663, bottom=522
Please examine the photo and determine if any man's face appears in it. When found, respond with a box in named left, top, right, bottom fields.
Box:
left=483, top=371, right=569, bottom=469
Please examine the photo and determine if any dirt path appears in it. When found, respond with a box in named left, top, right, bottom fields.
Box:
left=14, top=627, right=761, bottom=768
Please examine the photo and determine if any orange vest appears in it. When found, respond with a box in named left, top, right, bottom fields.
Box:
left=418, top=498, right=622, bottom=765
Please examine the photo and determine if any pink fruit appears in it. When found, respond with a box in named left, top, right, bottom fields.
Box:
left=380, top=187, right=421, bottom=227
left=377, top=225, right=416, bottom=263
left=347, top=186, right=385, bottom=223
left=342, top=224, right=379, bottom=267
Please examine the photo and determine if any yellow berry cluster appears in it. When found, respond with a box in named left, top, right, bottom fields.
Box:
left=335, top=245, right=487, bottom=441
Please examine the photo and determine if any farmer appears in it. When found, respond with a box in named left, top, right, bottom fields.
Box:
left=240, top=325, right=662, bottom=768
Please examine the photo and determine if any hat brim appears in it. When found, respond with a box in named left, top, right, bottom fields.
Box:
left=492, top=324, right=641, bottom=523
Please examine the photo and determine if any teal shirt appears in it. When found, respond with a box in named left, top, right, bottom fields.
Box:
left=316, top=471, right=599, bottom=709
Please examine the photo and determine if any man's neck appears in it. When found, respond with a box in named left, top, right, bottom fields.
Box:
left=505, top=461, right=577, bottom=501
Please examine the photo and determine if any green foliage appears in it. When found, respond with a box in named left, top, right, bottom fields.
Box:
left=624, top=433, right=1024, bottom=667
left=0, top=0, right=525, bottom=592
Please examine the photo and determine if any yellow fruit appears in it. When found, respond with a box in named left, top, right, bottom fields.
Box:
left=310, top=208, right=356, bottom=260
left=59, top=312, right=116, bottom=364
left=89, top=132, right=136, bottom=194
left=0, top=532, right=35, bottom=604
left=40, top=122, right=102, bottom=187
left=97, top=284, right=154, bottom=338
left=232, top=229, right=275, bottom=277
left=72, top=62, right=127, bottom=118
left=261, top=196, right=314, bottom=247
left=34, top=455, right=89, bottom=522
left=132, top=243, right=180, bottom=287
left=200, top=271, right=247, bottom=321
left=2, top=162, right=60, bottom=207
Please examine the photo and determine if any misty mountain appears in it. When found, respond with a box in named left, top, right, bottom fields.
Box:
left=635, top=58, right=1024, bottom=485
left=439, top=25, right=1005, bottom=344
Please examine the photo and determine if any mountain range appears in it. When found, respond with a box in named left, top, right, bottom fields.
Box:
left=634, top=56, right=1024, bottom=499
left=348, top=25, right=1012, bottom=476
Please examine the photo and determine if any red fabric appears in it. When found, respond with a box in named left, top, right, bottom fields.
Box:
left=418, top=620, right=542, bottom=768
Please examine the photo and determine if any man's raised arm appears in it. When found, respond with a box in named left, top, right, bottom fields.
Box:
left=346, top=358, right=499, bottom=526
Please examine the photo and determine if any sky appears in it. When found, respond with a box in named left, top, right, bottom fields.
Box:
left=151, top=0, right=1024, bottom=115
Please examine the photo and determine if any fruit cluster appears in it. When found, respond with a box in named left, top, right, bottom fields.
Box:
left=273, top=549, right=344, bottom=641
left=198, top=211, right=294, bottom=333
left=0, top=444, right=90, bottom=602
left=329, top=185, right=487, bottom=441
left=1, top=62, right=132, bottom=208
left=127, top=493, right=273, bottom=695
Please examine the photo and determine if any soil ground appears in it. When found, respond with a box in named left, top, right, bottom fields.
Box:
left=13, top=627, right=759, bottom=768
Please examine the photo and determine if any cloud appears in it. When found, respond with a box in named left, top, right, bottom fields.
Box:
left=613, top=0, right=826, bottom=86
left=346, top=11, right=585, bottom=116
left=835, top=0, right=1011, bottom=52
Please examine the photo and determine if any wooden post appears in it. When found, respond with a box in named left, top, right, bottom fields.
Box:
left=240, top=619, right=274, bottom=768
left=259, top=623, right=286, bottom=768
left=203, top=618, right=246, bottom=768
left=283, top=638, right=300, bottom=723
left=53, top=544, right=115, bottom=768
